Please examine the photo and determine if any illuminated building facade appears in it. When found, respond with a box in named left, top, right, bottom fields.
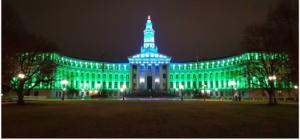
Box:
left=128, top=16, right=171, bottom=92
left=30, top=16, right=292, bottom=97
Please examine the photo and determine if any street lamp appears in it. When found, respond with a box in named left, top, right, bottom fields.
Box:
left=155, top=78, right=160, bottom=83
left=294, top=85, right=298, bottom=89
left=294, top=85, right=298, bottom=102
left=120, top=84, right=126, bottom=101
left=206, top=90, right=211, bottom=100
left=267, top=75, right=277, bottom=103
left=268, top=75, right=277, bottom=88
left=140, top=78, right=145, bottom=84
left=228, top=81, right=237, bottom=101
left=202, top=84, right=207, bottom=101
left=179, top=84, right=184, bottom=101
left=60, top=79, right=68, bottom=101
left=17, top=73, right=25, bottom=79
left=268, top=75, right=277, bottom=81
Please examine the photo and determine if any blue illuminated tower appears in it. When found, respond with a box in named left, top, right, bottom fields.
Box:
left=128, top=15, right=171, bottom=92
left=141, top=15, right=158, bottom=53
left=128, top=15, right=171, bottom=64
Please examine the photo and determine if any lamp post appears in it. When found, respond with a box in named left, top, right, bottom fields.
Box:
left=268, top=75, right=277, bottom=104
left=294, top=85, right=298, bottom=89
left=120, top=84, right=126, bottom=101
left=179, top=84, right=184, bottom=101
left=202, top=84, right=207, bottom=102
left=228, top=81, right=237, bottom=101
left=60, top=79, right=68, bottom=101
left=17, top=73, right=26, bottom=79
left=294, top=85, right=298, bottom=101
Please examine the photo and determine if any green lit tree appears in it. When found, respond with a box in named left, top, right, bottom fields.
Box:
left=241, top=1, right=296, bottom=105
left=243, top=53, right=290, bottom=104
left=9, top=40, right=57, bottom=104
left=3, top=3, right=57, bottom=104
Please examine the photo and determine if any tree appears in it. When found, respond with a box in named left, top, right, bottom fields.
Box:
left=243, top=52, right=290, bottom=104
left=9, top=38, right=57, bottom=104
left=2, top=3, right=57, bottom=104
left=241, top=1, right=297, bottom=105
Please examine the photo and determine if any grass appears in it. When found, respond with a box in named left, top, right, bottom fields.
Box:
left=2, top=100, right=298, bottom=138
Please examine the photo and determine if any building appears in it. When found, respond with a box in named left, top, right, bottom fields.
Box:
left=128, top=16, right=171, bottom=92
left=27, top=16, right=293, bottom=98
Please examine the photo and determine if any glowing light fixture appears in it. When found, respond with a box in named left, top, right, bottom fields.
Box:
left=17, top=73, right=25, bottom=79
left=155, top=78, right=160, bottom=83
left=268, top=75, right=277, bottom=81
left=140, top=78, right=145, bottom=83
left=228, top=81, right=237, bottom=86
left=179, top=84, right=184, bottom=90
left=294, top=85, right=298, bottom=89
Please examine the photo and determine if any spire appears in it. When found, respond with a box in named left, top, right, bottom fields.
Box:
left=141, top=15, right=158, bottom=53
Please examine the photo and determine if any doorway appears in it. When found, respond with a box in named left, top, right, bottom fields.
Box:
left=147, top=76, right=152, bottom=91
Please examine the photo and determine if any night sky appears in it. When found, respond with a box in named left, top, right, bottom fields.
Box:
left=5, top=0, right=283, bottom=61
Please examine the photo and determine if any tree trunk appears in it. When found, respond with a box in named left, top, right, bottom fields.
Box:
left=268, top=89, right=277, bottom=105
left=273, top=91, right=277, bottom=105
left=16, top=80, right=25, bottom=105
left=17, top=91, right=25, bottom=105
left=268, top=92, right=273, bottom=105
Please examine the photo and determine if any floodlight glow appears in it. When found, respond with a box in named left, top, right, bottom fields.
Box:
left=179, top=84, right=184, bottom=90
left=60, top=79, right=68, bottom=85
left=17, top=73, right=25, bottom=79
left=268, top=75, right=277, bottom=81
left=294, top=85, right=298, bottom=89
left=140, top=78, right=145, bottom=83
left=228, top=81, right=236, bottom=86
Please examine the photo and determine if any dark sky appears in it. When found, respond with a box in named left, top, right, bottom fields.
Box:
left=5, top=0, right=283, bottom=61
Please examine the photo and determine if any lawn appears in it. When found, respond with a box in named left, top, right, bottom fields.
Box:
left=2, top=100, right=298, bottom=138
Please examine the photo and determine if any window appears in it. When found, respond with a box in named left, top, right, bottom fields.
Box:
left=133, top=65, right=137, bottom=69
left=162, top=65, right=167, bottom=69
left=155, top=66, right=159, bottom=70
left=103, top=82, right=106, bottom=88
left=109, top=82, right=112, bottom=88
left=114, top=82, right=118, bottom=88
left=133, top=74, right=136, bottom=79
left=126, top=82, right=129, bottom=87
left=163, top=74, right=166, bottom=79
